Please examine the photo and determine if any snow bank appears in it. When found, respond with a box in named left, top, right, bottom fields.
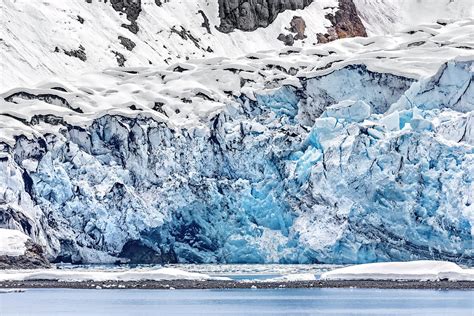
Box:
left=0, top=229, right=29, bottom=257
left=264, top=273, right=317, bottom=282
left=321, top=261, right=474, bottom=281
left=0, top=267, right=230, bottom=282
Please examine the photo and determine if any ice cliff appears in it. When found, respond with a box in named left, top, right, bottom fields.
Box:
left=0, top=19, right=473, bottom=264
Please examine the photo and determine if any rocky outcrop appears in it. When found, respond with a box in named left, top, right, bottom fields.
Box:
left=55, top=45, right=87, bottom=62
left=217, top=0, right=313, bottom=33
left=317, top=0, right=367, bottom=43
left=217, top=0, right=366, bottom=43
left=278, top=16, right=306, bottom=46
left=0, top=240, right=50, bottom=269
left=110, top=0, right=142, bottom=34
left=118, top=36, right=136, bottom=51
left=278, top=33, right=295, bottom=46
left=290, top=16, right=306, bottom=40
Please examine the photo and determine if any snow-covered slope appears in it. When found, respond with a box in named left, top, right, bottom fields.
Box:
left=321, top=261, right=474, bottom=281
left=354, top=0, right=473, bottom=35
left=2, top=0, right=471, bottom=92
left=0, top=0, right=339, bottom=91
left=1, top=16, right=473, bottom=264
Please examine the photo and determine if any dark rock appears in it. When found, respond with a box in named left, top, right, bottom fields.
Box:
left=198, top=10, right=212, bottom=34
left=122, top=21, right=139, bottom=34
left=119, top=240, right=176, bottom=264
left=170, top=26, right=201, bottom=49
left=4, top=91, right=81, bottom=113
left=77, top=15, right=85, bottom=24
left=153, top=102, right=168, bottom=116
left=112, top=51, right=126, bottom=67
left=110, top=0, right=141, bottom=21
left=217, top=0, right=313, bottom=33
left=110, top=0, right=142, bottom=33
left=408, top=41, right=426, bottom=48
left=155, top=0, right=169, bottom=6
left=63, top=45, right=87, bottom=61
left=277, top=33, right=295, bottom=46
left=118, top=35, right=136, bottom=51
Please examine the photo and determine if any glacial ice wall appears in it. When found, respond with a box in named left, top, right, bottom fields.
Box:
left=1, top=58, right=472, bottom=264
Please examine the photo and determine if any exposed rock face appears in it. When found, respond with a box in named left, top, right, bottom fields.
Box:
left=110, top=0, right=142, bottom=34
left=217, top=0, right=313, bottom=33
left=217, top=0, right=366, bottom=43
left=317, top=0, right=367, bottom=43
left=58, top=45, right=87, bottom=62
left=118, top=36, right=136, bottom=51
left=278, top=33, right=295, bottom=46
left=290, top=16, right=306, bottom=40
left=0, top=240, right=50, bottom=269
left=278, top=16, right=306, bottom=46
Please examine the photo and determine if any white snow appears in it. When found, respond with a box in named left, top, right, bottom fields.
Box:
left=0, top=0, right=338, bottom=91
left=264, top=273, right=317, bottom=282
left=2, top=0, right=472, bottom=91
left=0, top=229, right=29, bottom=257
left=321, top=261, right=474, bottom=281
left=0, top=267, right=231, bottom=282
left=354, top=0, right=474, bottom=35
left=1, top=19, right=472, bottom=146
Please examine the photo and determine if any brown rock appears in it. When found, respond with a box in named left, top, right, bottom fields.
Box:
left=290, top=16, right=306, bottom=40
left=317, top=0, right=367, bottom=43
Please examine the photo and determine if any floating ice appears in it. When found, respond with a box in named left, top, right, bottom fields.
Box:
left=0, top=267, right=230, bottom=282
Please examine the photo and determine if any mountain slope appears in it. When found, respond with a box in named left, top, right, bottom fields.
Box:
left=0, top=0, right=339, bottom=91
left=354, top=0, right=473, bottom=35
left=2, top=0, right=471, bottom=91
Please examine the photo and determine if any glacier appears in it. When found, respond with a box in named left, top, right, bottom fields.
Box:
left=0, top=20, right=473, bottom=265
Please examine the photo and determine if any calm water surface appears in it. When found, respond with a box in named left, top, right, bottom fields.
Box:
left=1, top=288, right=473, bottom=316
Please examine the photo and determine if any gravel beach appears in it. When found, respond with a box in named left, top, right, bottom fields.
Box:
left=1, top=279, right=473, bottom=290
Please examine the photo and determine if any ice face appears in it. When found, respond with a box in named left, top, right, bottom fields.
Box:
left=1, top=58, right=471, bottom=265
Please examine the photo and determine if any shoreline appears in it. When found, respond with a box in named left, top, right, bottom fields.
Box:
left=1, top=279, right=473, bottom=290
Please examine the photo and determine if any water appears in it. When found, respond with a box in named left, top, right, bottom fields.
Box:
left=1, top=288, right=473, bottom=315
